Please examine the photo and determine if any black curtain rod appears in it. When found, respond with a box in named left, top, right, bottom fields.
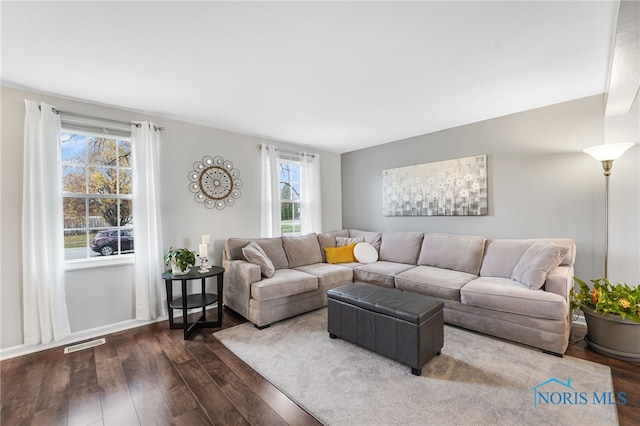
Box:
left=38, top=105, right=165, bottom=131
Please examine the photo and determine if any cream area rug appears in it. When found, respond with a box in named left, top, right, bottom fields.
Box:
left=214, top=308, right=618, bottom=426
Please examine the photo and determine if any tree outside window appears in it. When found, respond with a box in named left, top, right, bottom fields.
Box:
left=61, top=131, right=134, bottom=259
left=279, top=160, right=301, bottom=235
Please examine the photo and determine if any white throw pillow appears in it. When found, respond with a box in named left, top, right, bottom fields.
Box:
left=353, top=242, right=378, bottom=264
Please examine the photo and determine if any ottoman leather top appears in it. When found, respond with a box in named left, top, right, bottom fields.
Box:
left=327, top=282, right=444, bottom=324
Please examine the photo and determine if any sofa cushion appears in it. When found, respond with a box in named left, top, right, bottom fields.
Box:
left=227, top=237, right=289, bottom=270
left=331, top=261, right=361, bottom=269
left=511, top=242, right=569, bottom=290
left=324, top=244, right=357, bottom=264
left=379, top=231, right=424, bottom=264
left=353, top=261, right=416, bottom=288
left=418, top=233, right=485, bottom=275
left=395, top=265, right=477, bottom=301
left=460, top=277, right=568, bottom=320
left=242, top=241, right=275, bottom=278
left=282, top=234, right=323, bottom=268
left=354, top=242, right=378, bottom=264
left=348, top=229, right=382, bottom=251
left=251, top=269, right=318, bottom=302
left=295, top=263, right=353, bottom=289
left=480, top=240, right=533, bottom=278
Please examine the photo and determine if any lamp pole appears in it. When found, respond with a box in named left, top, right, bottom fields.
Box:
left=583, top=143, right=634, bottom=279
left=601, top=160, right=613, bottom=279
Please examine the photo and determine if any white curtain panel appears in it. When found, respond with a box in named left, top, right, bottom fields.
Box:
left=22, top=100, right=71, bottom=345
left=260, top=144, right=281, bottom=237
left=132, top=122, right=166, bottom=320
left=300, top=152, right=322, bottom=234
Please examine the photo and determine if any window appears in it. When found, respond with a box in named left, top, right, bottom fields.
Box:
left=61, top=130, right=133, bottom=260
left=279, top=159, right=301, bottom=235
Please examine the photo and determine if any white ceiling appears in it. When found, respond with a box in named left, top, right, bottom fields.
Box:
left=1, top=1, right=621, bottom=153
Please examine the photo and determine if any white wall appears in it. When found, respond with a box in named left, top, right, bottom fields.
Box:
left=606, top=92, right=640, bottom=286
left=158, top=118, right=343, bottom=261
left=0, top=85, right=343, bottom=350
left=341, top=95, right=640, bottom=285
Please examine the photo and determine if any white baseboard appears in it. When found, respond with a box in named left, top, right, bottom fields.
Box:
left=0, top=303, right=220, bottom=361
left=0, top=315, right=168, bottom=361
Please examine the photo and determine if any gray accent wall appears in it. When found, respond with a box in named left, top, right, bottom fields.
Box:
left=0, top=85, right=342, bottom=350
left=341, top=95, right=639, bottom=284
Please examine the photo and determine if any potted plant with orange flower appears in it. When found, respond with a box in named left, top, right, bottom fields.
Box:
left=571, top=277, right=640, bottom=361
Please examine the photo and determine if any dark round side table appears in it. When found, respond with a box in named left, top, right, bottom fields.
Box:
left=162, top=265, right=224, bottom=339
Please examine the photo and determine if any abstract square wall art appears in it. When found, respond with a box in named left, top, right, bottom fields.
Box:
left=382, top=155, right=487, bottom=216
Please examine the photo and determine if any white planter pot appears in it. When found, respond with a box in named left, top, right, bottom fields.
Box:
left=170, top=259, right=190, bottom=275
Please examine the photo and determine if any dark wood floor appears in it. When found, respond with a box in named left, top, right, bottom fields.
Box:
left=565, top=324, right=640, bottom=425
left=1, top=308, right=639, bottom=425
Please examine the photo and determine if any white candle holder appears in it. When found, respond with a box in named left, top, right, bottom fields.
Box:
left=197, top=255, right=210, bottom=273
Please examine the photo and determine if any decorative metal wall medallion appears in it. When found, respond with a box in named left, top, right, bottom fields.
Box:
left=188, top=155, right=242, bottom=209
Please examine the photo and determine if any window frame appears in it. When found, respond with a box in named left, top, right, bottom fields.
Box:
left=278, top=157, right=301, bottom=236
left=60, top=127, right=134, bottom=266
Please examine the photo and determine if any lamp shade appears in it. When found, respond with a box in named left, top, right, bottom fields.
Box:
left=583, top=143, right=634, bottom=162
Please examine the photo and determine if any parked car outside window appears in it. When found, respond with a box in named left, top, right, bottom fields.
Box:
left=91, top=229, right=134, bottom=256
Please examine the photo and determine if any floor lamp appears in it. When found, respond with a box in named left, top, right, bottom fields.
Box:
left=583, top=142, right=634, bottom=279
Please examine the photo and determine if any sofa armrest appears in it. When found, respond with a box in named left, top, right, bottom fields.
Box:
left=222, top=258, right=261, bottom=320
left=544, top=264, right=574, bottom=301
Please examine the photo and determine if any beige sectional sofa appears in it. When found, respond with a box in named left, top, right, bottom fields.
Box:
left=222, top=229, right=576, bottom=355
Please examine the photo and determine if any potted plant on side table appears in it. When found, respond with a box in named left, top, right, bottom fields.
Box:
left=164, top=247, right=196, bottom=275
left=571, top=277, right=640, bottom=361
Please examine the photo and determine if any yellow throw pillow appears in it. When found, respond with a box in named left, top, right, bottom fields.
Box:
left=324, top=243, right=357, bottom=264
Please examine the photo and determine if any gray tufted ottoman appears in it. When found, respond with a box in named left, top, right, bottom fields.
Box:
left=327, top=282, right=444, bottom=375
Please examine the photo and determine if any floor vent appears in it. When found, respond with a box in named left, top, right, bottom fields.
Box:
left=64, top=338, right=106, bottom=354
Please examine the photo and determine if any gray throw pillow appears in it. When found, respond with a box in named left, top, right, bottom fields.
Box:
left=511, top=242, right=569, bottom=290
left=227, top=237, right=289, bottom=269
left=336, top=236, right=364, bottom=247
left=348, top=230, right=382, bottom=251
left=242, top=241, right=275, bottom=278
